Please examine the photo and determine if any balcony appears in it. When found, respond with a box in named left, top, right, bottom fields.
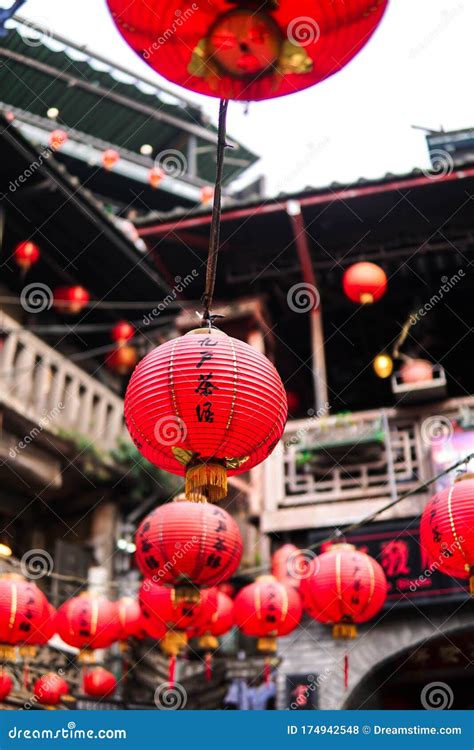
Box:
left=262, top=397, right=474, bottom=533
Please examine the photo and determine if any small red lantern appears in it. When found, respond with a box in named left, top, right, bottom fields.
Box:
left=125, top=328, right=287, bottom=502
left=107, top=0, right=387, bottom=102
left=148, top=167, right=164, bottom=189
left=285, top=390, right=300, bottom=414
left=102, top=148, right=120, bottom=170
left=135, top=500, right=243, bottom=597
left=49, top=129, right=68, bottom=151
left=0, top=575, right=46, bottom=657
left=400, top=358, right=434, bottom=384
left=300, top=544, right=388, bottom=638
left=200, top=186, right=214, bottom=205
left=234, top=575, right=302, bottom=654
left=112, top=321, right=135, bottom=344
left=83, top=667, right=117, bottom=698
left=14, top=241, right=40, bottom=271
left=106, top=345, right=138, bottom=375
left=33, top=673, right=69, bottom=705
left=420, top=476, right=474, bottom=594
left=53, top=286, right=90, bottom=315
left=55, top=593, right=120, bottom=657
left=272, top=544, right=305, bottom=590
left=343, top=262, right=387, bottom=304
left=0, top=670, right=13, bottom=701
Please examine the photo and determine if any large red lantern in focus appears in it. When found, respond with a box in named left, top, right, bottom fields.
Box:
left=55, top=593, right=120, bottom=658
left=106, top=0, right=387, bottom=102
left=83, top=667, right=117, bottom=698
left=234, top=575, right=302, bottom=654
left=33, top=673, right=69, bottom=705
left=125, top=328, right=287, bottom=502
left=53, top=286, right=90, bottom=314
left=14, top=241, right=40, bottom=271
left=343, top=262, right=387, bottom=304
left=135, top=500, right=243, bottom=599
left=0, top=575, right=46, bottom=659
left=300, top=544, right=388, bottom=639
left=420, top=476, right=474, bottom=594
left=0, top=670, right=13, bottom=701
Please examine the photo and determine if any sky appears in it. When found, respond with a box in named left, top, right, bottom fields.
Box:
left=13, top=0, right=474, bottom=195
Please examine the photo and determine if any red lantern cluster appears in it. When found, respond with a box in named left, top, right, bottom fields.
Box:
left=135, top=500, right=243, bottom=595
left=33, top=673, right=69, bottom=705
left=83, top=667, right=117, bottom=698
left=53, top=286, right=90, bottom=315
left=55, top=593, right=120, bottom=654
left=102, top=148, right=120, bottom=170
left=343, top=262, right=387, bottom=305
left=14, top=241, right=40, bottom=271
left=49, top=129, right=68, bottom=151
left=125, top=328, right=287, bottom=502
left=420, top=476, right=474, bottom=593
left=106, top=0, right=388, bottom=102
left=300, top=544, right=388, bottom=638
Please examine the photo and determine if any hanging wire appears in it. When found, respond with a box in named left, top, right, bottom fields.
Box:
left=0, top=295, right=189, bottom=311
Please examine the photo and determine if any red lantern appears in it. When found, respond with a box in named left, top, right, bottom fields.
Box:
left=0, top=575, right=46, bottom=656
left=83, top=667, right=117, bottom=698
left=23, top=601, right=56, bottom=649
left=14, top=241, right=40, bottom=271
left=33, top=673, right=69, bottom=705
left=0, top=670, right=13, bottom=701
left=49, top=129, right=68, bottom=150
left=148, top=167, right=164, bottom=189
left=234, top=575, right=302, bottom=653
left=400, top=358, right=433, bottom=384
left=420, top=476, right=474, bottom=593
left=111, top=321, right=135, bottom=344
left=217, top=582, right=235, bottom=599
left=300, top=544, right=388, bottom=638
left=200, top=186, right=214, bottom=205
left=125, top=328, right=287, bottom=502
left=106, top=0, right=387, bottom=102
left=285, top=390, right=300, bottom=414
left=102, top=148, right=120, bottom=170
left=106, top=345, right=138, bottom=375
left=53, top=286, right=90, bottom=314
left=189, top=589, right=233, bottom=681
left=272, top=544, right=305, bottom=590
left=135, top=500, right=243, bottom=597
left=343, top=262, right=387, bottom=304
left=55, top=593, right=120, bottom=656
left=117, top=597, right=143, bottom=642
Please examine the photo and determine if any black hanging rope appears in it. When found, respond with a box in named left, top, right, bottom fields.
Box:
left=201, top=99, right=230, bottom=323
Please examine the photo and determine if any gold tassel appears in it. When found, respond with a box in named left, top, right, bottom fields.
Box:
left=332, top=623, right=358, bottom=640
left=161, top=630, right=188, bottom=658
left=360, top=292, right=374, bottom=304
left=0, top=644, right=16, bottom=661
left=19, top=645, right=37, bottom=659
left=78, top=649, right=96, bottom=664
left=257, top=636, right=277, bottom=654
left=185, top=463, right=227, bottom=503
left=198, top=634, right=218, bottom=651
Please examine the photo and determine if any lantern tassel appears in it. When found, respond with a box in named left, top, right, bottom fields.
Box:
left=204, top=652, right=212, bottom=682
left=186, top=462, right=228, bottom=503
left=344, top=652, right=349, bottom=690
left=168, top=655, right=176, bottom=688
left=332, top=623, right=357, bottom=640
left=264, top=656, right=271, bottom=686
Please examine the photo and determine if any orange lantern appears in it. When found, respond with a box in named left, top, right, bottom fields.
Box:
left=53, top=286, right=90, bottom=315
left=400, top=358, right=433, bottom=384
left=343, top=262, right=387, bottom=304
left=111, top=321, right=135, bottom=344
left=14, top=241, right=40, bottom=271
left=200, top=186, right=214, bottom=205
left=102, top=148, right=120, bottom=170
left=106, top=345, right=138, bottom=375
left=148, top=167, right=164, bottom=189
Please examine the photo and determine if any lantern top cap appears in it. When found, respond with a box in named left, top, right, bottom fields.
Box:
left=325, top=543, right=356, bottom=554
left=185, top=327, right=227, bottom=337
left=255, top=574, right=277, bottom=583
left=454, top=472, right=474, bottom=483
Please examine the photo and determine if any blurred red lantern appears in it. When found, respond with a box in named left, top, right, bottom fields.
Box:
left=135, top=500, right=243, bottom=598
left=300, top=544, right=387, bottom=638
left=200, top=186, right=214, bottom=205
left=14, top=241, right=40, bottom=271
left=53, top=286, right=90, bottom=314
left=49, top=129, right=68, bottom=150
left=106, top=0, right=387, bottom=102
left=343, top=262, right=387, bottom=304
left=102, top=148, right=120, bottom=170
left=272, top=544, right=305, bottom=590
left=217, top=582, right=235, bottom=599
left=125, top=328, right=287, bottom=502
left=189, top=589, right=233, bottom=681
left=55, top=593, right=120, bottom=656
left=0, top=575, right=46, bottom=657
left=234, top=575, right=302, bottom=653
left=23, top=601, right=56, bottom=650
left=148, top=167, right=164, bottom=189
left=285, top=390, right=300, bottom=414
left=117, top=597, right=143, bottom=642
left=420, top=476, right=474, bottom=594
left=83, top=667, right=117, bottom=698
left=0, top=670, right=13, bottom=701
left=400, top=358, right=433, bottom=384
left=106, top=345, right=138, bottom=375
left=111, top=321, right=135, bottom=344
left=33, top=673, right=69, bottom=705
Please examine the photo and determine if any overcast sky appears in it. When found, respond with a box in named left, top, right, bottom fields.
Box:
left=14, top=0, right=474, bottom=194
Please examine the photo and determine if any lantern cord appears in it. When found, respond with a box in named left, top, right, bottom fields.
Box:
left=343, top=652, right=349, bottom=691
left=201, top=99, right=230, bottom=324
left=204, top=652, right=212, bottom=682
left=168, top=655, right=176, bottom=688
left=392, top=312, right=417, bottom=361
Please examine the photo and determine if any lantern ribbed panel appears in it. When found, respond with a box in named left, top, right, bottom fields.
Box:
left=125, top=332, right=287, bottom=477
left=106, top=0, right=387, bottom=101
left=117, top=597, right=142, bottom=640
left=189, top=590, right=234, bottom=638
left=139, top=580, right=217, bottom=637
left=33, top=673, right=69, bottom=705
left=343, top=262, right=387, bottom=304
left=135, top=501, right=243, bottom=586
left=0, top=577, right=46, bottom=645
left=234, top=577, right=302, bottom=638
left=83, top=668, right=117, bottom=698
left=55, top=595, right=119, bottom=650
left=420, top=479, right=474, bottom=579
left=300, top=548, right=387, bottom=625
